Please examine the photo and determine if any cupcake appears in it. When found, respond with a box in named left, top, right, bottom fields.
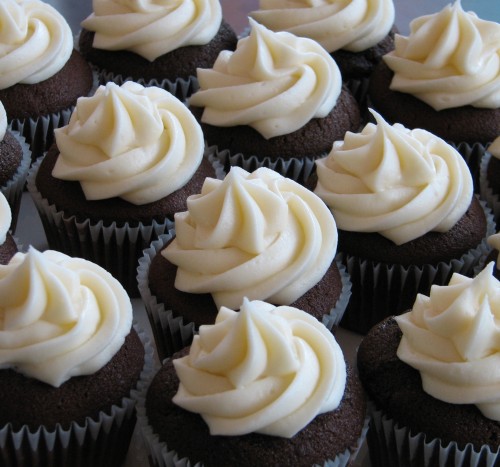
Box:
left=0, top=247, right=154, bottom=467
left=0, top=101, right=30, bottom=233
left=27, top=81, right=216, bottom=296
left=189, top=19, right=361, bottom=183
left=78, top=0, right=238, bottom=99
left=0, top=191, right=18, bottom=265
left=314, top=109, right=493, bottom=334
left=137, top=166, right=351, bottom=360
left=357, top=264, right=500, bottom=467
left=368, top=1, right=500, bottom=186
left=0, top=0, right=94, bottom=159
left=138, top=298, right=368, bottom=467
left=480, top=136, right=500, bottom=228
left=250, top=0, right=396, bottom=93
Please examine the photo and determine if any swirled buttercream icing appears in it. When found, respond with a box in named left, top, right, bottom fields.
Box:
left=189, top=19, right=341, bottom=139
left=173, top=298, right=347, bottom=437
left=314, top=109, right=473, bottom=245
left=0, top=101, right=6, bottom=141
left=52, top=81, right=204, bottom=205
left=487, top=232, right=500, bottom=268
left=162, top=166, right=337, bottom=309
left=396, top=263, right=500, bottom=421
left=250, top=0, right=395, bottom=53
left=0, top=0, right=73, bottom=89
left=81, top=0, right=222, bottom=62
left=0, top=192, right=11, bottom=245
left=0, top=247, right=133, bottom=387
left=383, top=1, right=500, bottom=110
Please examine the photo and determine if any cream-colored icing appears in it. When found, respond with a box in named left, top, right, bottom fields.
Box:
left=489, top=136, right=500, bottom=160
left=0, top=192, right=11, bottom=245
left=250, top=0, right=395, bottom=53
left=314, top=109, right=473, bottom=245
left=0, top=0, right=73, bottom=89
left=487, top=232, right=500, bottom=268
left=162, top=167, right=337, bottom=309
left=173, top=298, right=346, bottom=437
left=396, top=263, right=500, bottom=421
left=0, top=101, right=6, bottom=140
left=383, top=1, right=500, bottom=110
left=0, top=248, right=133, bottom=387
left=52, top=81, right=204, bottom=205
left=189, top=19, right=341, bottom=139
left=81, top=0, right=222, bottom=62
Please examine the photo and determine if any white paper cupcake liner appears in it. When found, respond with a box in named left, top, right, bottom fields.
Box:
left=367, top=402, right=500, bottom=467
left=0, top=129, right=31, bottom=233
left=339, top=198, right=495, bottom=334
left=0, top=322, right=155, bottom=467
left=138, top=232, right=353, bottom=361
left=136, top=368, right=371, bottom=467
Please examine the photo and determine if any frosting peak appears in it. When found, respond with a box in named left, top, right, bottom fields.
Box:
left=384, top=1, right=500, bottom=110
left=81, top=0, right=222, bottom=61
left=163, top=167, right=337, bottom=309
left=396, top=263, right=500, bottom=421
left=314, top=109, right=473, bottom=244
left=0, top=191, right=11, bottom=245
left=189, top=19, right=341, bottom=139
left=0, top=0, right=73, bottom=89
left=173, top=299, right=346, bottom=437
left=250, top=0, right=395, bottom=53
left=0, top=248, right=133, bottom=387
left=53, top=81, right=204, bottom=205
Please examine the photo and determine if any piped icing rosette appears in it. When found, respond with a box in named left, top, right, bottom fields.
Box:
left=0, top=0, right=73, bottom=89
left=173, top=298, right=346, bottom=438
left=383, top=1, right=500, bottom=111
left=52, top=81, right=204, bottom=205
left=396, top=263, right=500, bottom=421
left=189, top=19, right=341, bottom=139
left=0, top=247, right=132, bottom=387
left=162, top=167, right=337, bottom=309
left=81, top=0, right=222, bottom=61
left=0, top=192, right=11, bottom=245
left=314, top=110, right=473, bottom=245
left=250, top=0, right=395, bottom=53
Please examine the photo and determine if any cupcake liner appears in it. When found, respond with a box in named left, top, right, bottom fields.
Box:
left=0, top=322, right=155, bottom=467
left=367, top=402, right=500, bottom=467
left=479, top=150, right=500, bottom=230
left=207, top=143, right=321, bottom=185
left=339, top=198, right=495, bottom=334
left=138, top=233, right=353, bottom=361
left=136, top=374, right=371, bottom=467
left=345, top=77, right=370, bottom=124
left=0, top=129, right=31, bottom=233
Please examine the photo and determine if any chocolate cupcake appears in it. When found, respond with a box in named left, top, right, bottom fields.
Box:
left=78, top=0, right=237, bottom=99
left=0, top=247, right=154, bottom=467
left=189, top=20, right=361, bottom=184
left=137, top=299, right=368, bottom=467
left=357, top=265, right=500, bottom=466
left=314, top=110, right=493, bottom=334
left=137, top=167, right=351, bottom=360
left=0, top=0, right=94, bottom=160
left=28, top=81, right=221, bottom=296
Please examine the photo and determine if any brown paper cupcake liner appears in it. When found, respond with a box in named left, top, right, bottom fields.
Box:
left=0, top=322, right=155, bottom=467
left=137, top=231, right=353, bottom=361
left=339, top=198, right=495, bottom=334
left=0, top=130, right=31, bottom=233
left=367, top=402, right=500, bottom=467
left=479, top=151, right=500, bottom=230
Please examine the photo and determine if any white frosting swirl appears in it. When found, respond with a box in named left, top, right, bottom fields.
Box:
left=52, top=81, right=204, bottom=205
left=0, top=191, right=11, bottom=245
left=163, top=167, right=337, bottom=309
left=189, top=19, right=341, bottom=139
left=0, top=248, right=133, bottom=387
left=0, top=101, right=6, bottom=140
left=487, top=232, right=500, bottom=268
left=314, top=109, right=473, bottom=245
left=489, top=136, right=500, bottom=160
left=173, top=298, right=346, bottom=438
left=250, top=0, right=395, bottom=53
left=81, top=0, right=222, bottom=62
left=396, top=263, right=500, bottom=421
left=383, top=1, right=500, bottom=110
left=0, top=0, right=73, bottom=89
